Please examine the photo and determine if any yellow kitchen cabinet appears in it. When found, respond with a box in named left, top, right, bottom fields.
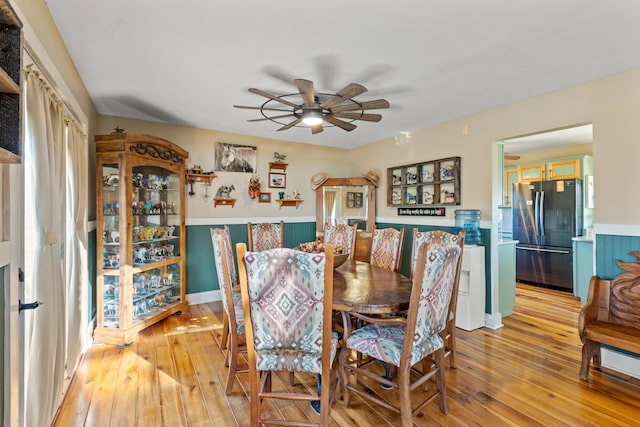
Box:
left=519, top=163, right=546, bottom=182
left=549, top=159, right=580, bottom=180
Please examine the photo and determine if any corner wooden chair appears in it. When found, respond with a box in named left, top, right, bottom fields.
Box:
left=411, top=228, right=465, bottom=368
left=237, top=243, right=340, bottom=427
left=369, top=226, right=406, bottom=272
left=341, top=238, right=463, bottom=426
left=247, top=220, right=284, bottom=251
left=323, top=223, right=358, bottom=259
left=210, top=227, right=245, bottom=395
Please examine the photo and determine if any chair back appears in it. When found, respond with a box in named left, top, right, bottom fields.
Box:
left=237, top=244, right=335, bottom=374
left=323, top=223, right=357, bottom=259
left=369, top=226, right=406, bottom=272
left=247, top=221, right=284, bottom=251
left=210, top=228, right=240, bottom=323
left=403, top=237, right=463, bottom=357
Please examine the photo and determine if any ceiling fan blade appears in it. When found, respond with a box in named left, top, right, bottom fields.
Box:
left=248, top=88, right=300, bottom=109
left=320, top=83, right=368, bottom=109
left=247, top=113, right=295, bottom=122
left=294, top=79, right=315, bottom=106
left=277, top=118, right=302, bottom=131
left=311, top=124, right=323, bottom=134
left=323, top=116, right=357, bottom=132
left=332, top=112, right=382, bottom=122
left=331, top=99, right=390, bottom=112
left=234, top=105, right=292, bottom=113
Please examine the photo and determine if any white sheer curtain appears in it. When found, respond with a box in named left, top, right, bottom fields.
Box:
left=25, top=69, right=67, bottom=427
left=65, top=118, right=88, bottom=378
left=324, top=190, right=337, bottom=225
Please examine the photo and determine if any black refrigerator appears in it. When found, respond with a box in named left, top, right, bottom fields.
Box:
left=512, top=179, right=583, bottom=291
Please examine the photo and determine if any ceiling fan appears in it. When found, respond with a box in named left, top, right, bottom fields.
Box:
left=234, top=79, right=390, bottom=134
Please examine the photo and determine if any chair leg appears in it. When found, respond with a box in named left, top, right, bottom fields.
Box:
left=225, top=337, right=238, bottom=395
left=339, top=347, right=351, bottom=407
left=220, top=313, right=229, bottom=350
left=435, top=349, right=449, bottom=414
left=448, top=324, right=457, bottom=369
left=289, top=371, right=295, bottom=386
left=398, top=365, right=413, bottom=427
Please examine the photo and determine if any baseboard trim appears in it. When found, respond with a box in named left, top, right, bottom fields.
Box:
left=187, top=290, right=220, bottom=305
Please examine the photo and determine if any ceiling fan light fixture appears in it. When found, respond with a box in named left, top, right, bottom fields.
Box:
left=301, top=110, right=323, bottom=126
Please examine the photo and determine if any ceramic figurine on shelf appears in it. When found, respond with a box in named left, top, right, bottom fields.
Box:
left=273, top=152, right=287, bottom=163
left=215, top=184, right=235, bottom=198
left=293, top=188, right=301, bottom=199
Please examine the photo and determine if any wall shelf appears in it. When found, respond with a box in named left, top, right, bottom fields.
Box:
left=269, top=162, right=288, bottom=172
left=214, top=197, right=236, bottom=207
left=186, top=172, right=217, bottom=185
left=276, top=199, right=303, bottom=209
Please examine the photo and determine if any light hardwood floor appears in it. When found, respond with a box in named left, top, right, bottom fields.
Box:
left=53, top=284, right=640, bottom=426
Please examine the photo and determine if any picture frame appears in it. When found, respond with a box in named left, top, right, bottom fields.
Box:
left=214, top=142, right=257, bottom=173
left=268, top=172, right=286, bottom=188
left=259, top=192, right=271, bottom=203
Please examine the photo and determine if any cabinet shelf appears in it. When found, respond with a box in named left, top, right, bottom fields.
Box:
left=96, top=133, right=189, bottom=346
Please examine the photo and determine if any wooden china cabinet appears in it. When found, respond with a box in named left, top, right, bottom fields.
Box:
left=95, top=133, right=188, bottom=346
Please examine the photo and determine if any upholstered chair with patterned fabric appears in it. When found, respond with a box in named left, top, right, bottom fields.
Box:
left=210, top=228, right=245, bottom=395
left=341, top=238, right=463, bottom=427
left=237, top=243, right=340, bottom=427
left=410, top=228, right=465, bottom=368
left=247, top=221, right=284, bottom=251
left=369, top=226, right=406, bottom=272
left=323, top=223, right=358, bottom=259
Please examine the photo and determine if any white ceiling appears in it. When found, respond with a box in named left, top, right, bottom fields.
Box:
left=45, top=1, right=640, bottom=149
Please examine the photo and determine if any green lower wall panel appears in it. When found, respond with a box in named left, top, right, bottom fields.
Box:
left=375, top=222, right=492, bottom=314
left=186, top=222, right=317, bottom=294
left=595, top=233, right=640, bottom=357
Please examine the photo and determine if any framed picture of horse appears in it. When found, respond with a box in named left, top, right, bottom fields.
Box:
left=214, top=142, right=257, bottom=173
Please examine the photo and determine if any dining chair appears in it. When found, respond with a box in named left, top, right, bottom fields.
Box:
left=323, top=223, right=358, bottom=259
left=411, top=228, right=465, bottom=369
left=236, top=243, right=340, bottom=427
left=369, top=226, right=406, bottom=272
left=210, top=227, right=245, bottom=395
left=247, top=220, right=285, bottom=251
left=340, top=237, right=463, bottom=426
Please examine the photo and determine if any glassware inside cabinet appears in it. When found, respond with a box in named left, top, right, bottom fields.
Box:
left=131, top=165, right=181, bottom=266
left=102, top=163, right=120, bottom=269
left=103, top=275, right=120, bottom=328
left=132, top=263, right=182, bottom=324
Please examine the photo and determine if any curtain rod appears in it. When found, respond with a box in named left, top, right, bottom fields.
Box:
left=23, top=46, right=86, bottom=134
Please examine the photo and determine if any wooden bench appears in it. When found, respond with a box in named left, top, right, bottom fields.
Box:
left=578, top=252, right=640, bottom=380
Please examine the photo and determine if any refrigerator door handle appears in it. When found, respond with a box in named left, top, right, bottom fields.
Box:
left=516, top=246, right=571, bottom=255
left=539, top=190, right=545, bottom=236
left=534, top=191, right=540, bottom=236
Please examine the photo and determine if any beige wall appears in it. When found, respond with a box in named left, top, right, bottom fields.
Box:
left=349, top=68, right=640, bottom=227
left=96, top=116, right=350, bottom=220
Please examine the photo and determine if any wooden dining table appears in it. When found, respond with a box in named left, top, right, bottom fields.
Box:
left=332, top=259, right=413, bottom=338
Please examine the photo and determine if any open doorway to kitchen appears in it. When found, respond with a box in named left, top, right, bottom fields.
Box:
left=496, top=123, right=593, bottom=317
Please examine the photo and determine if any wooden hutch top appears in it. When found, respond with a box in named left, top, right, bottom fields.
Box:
left=95, top=133, right=189, bottom=163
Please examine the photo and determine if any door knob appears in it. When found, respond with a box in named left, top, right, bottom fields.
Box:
left=19, top=300, right=43, bottom=312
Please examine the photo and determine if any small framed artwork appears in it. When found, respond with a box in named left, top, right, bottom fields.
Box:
left=406, top=187, right=418, bottom=205
left=406, top=166, right=418, bottom=185
left=440, top=160, right=455, bottom=181
left=269, top=172, right=286, bottom=188
left=392, top=168, right=402, bottom=186
left=259, top=192, right=271, bottom=203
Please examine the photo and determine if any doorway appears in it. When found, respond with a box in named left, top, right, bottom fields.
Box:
left=496, top=123, right=593, bottom=311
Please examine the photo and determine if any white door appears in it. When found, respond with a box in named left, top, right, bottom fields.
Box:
left=2, top=160, right=26, bottom=427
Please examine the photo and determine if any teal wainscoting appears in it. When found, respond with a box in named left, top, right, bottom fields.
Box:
left=186, top=222, right=317, bottom=295
left=375, top=222, right=492, bottom=314
left=595, top=233, right=640, bottom=359
left=595, top=234, right=640, bottom=279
